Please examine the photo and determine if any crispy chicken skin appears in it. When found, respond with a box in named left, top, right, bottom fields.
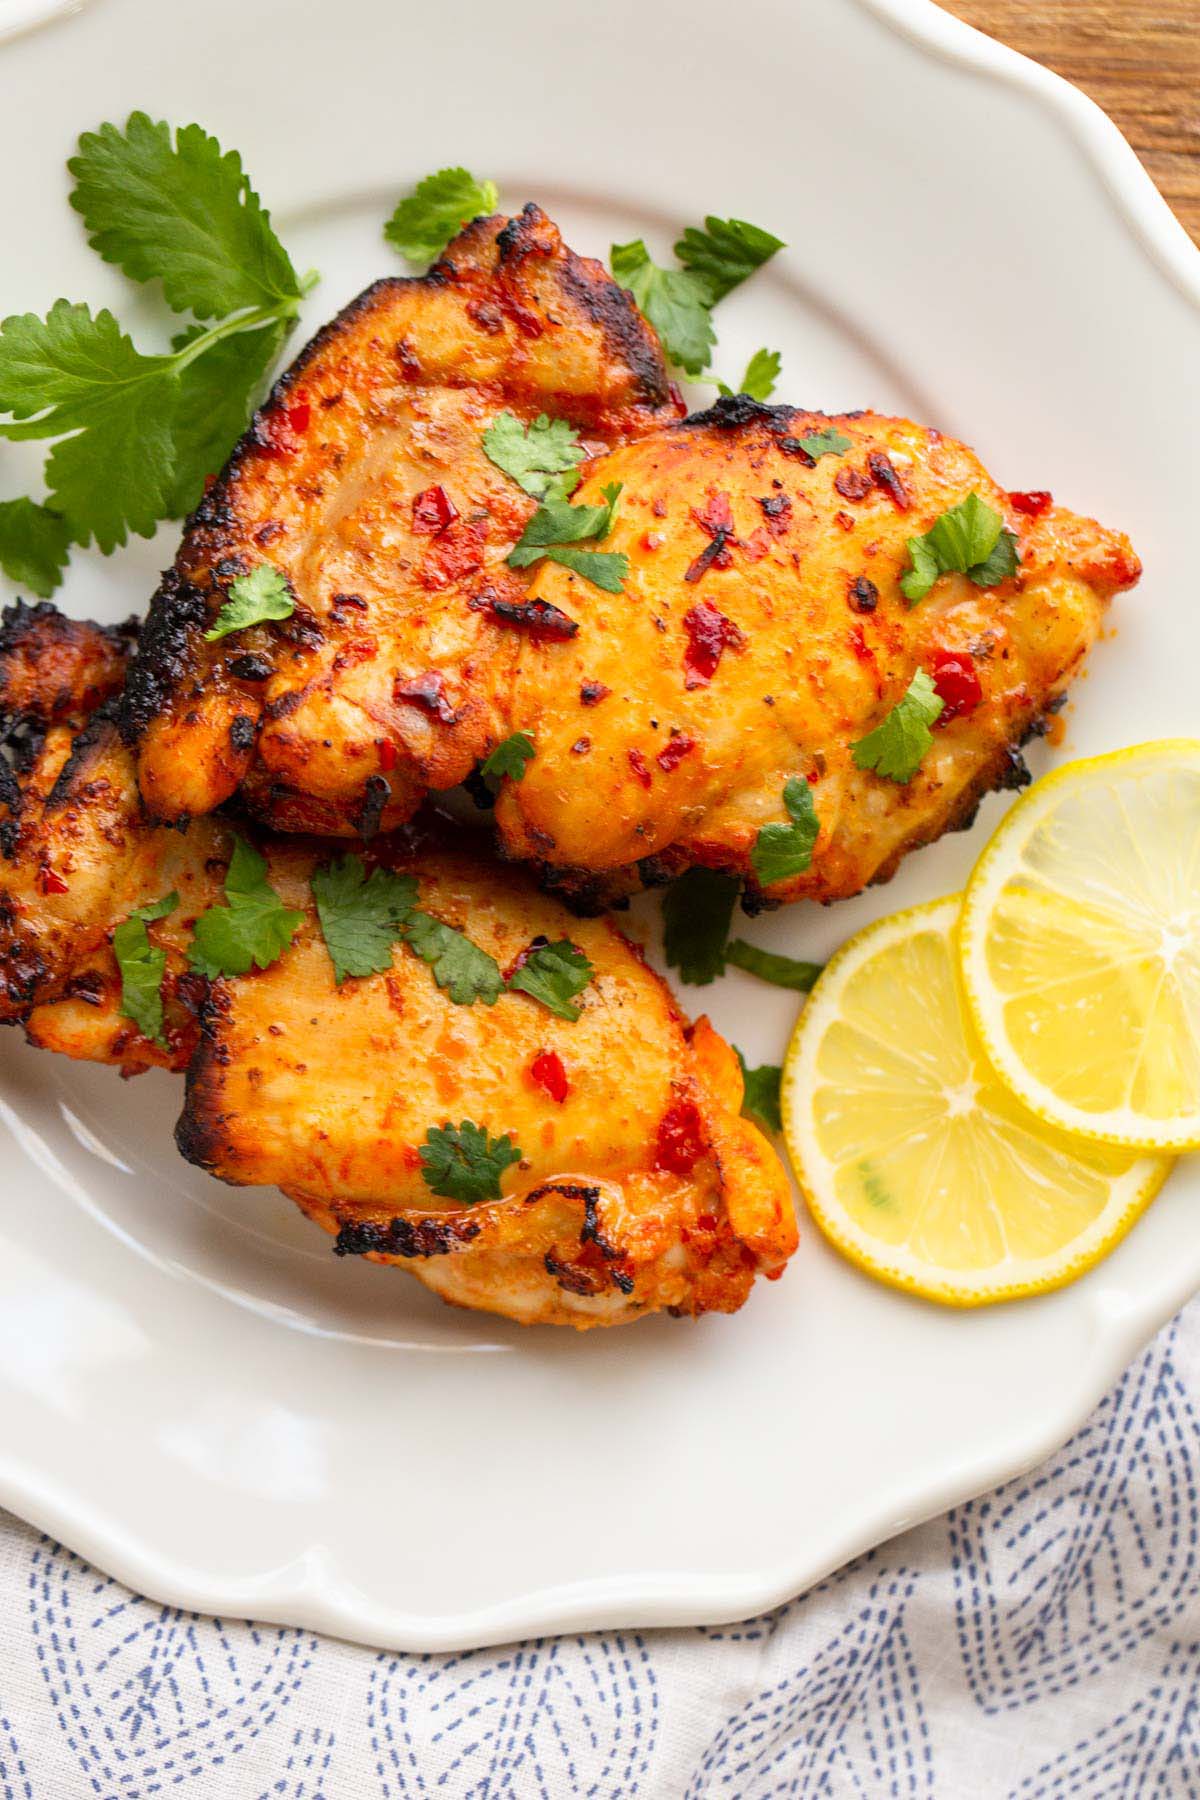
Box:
left=2, top=607, right=795, bottom=1328
left=495, top=399, right=1141, bottom=908
left=121, top=205, right=678, bottom=837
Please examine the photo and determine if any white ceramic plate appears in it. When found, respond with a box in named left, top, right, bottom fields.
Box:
left=0, top=0, right=1197, bottom=1653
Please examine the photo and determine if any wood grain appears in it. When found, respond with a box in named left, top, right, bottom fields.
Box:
left=943, top=1, right=1200, bottom=243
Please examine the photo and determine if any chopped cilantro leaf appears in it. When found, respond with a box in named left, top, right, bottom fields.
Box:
left=0, top=498, right=71, bottom=597
left=674, top=215, right=785, bottom=304
left=717, top=347, right=780, bottom=402
left=750, top=777, right=820, bottom=887
left=901, top=492, right=1020, bottom=604
left=736, top=1050, right=783, bottom=1135
left=851, top=668, right=944, bottom=783
left=507, top=939, right=593, bottom=1021
left=797, top=428, right=851, bottom=461
left=482, top=411, right=584, bottom=499
left=188, top=837, right=303, bottom=978
left=419, top=1119, right=521, bottom=1204
left=384, top=167, right=499, bottom=264
left=662, top=867, right=740, bottom=985
left=480, top=731, right=535, bottom=792
left=113, top=890, right=179, bottom=1047
left=610, top=239, right=715, bottom=376
left=726, top=940, right=823, bottom=991
left=404, top=911, right=504, bottom=1006
left=204, top=562, right=294, bottom=640
left=312, top=853, right=417, bottom=984
left=507, top=481, right=627, bottom=592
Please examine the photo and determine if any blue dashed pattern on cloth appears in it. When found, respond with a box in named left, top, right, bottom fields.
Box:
left=0, top=1305, right=1197, bottom=1797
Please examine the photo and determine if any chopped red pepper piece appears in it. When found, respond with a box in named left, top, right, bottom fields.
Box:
left=394, top=672, right=459, bottom=723
left=654, top=1100, right=706, bottom=1175
left=38, top=867, right=69, bottom=896
left=929, top=649, right=983, bottom=721
left=376, top=738, right=398, bottom=771
left=656, top=733, right=696, bottom=773
left=741, top=527, right=771, bottom=563
left=682, top=600, right=743, bottom=689
left=411, top=484, right=459, bottom=535
left=627, top=748, right=653, bottom=788
left=1009, top=489, right=1053, bottom=518
left=530, top=1049, right=569, bottom=1104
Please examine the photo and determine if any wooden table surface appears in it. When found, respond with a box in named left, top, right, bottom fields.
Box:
left=944, top=1, right=1200, bottom=244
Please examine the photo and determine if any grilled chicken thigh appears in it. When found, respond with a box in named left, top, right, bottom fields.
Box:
left=495, top=400, right=1141, bottom=908
left=122, top=205, right=678, bottom=837
left=1, top=606, right=795, bottom=1327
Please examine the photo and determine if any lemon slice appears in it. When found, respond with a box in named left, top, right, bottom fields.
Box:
left=960, top=741, right=1200, bottom=1151
left=781, top=897, right=1169, bottom=1305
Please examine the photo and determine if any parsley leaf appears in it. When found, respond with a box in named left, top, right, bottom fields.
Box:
left=662, top=867, right=740, bottom=985
left=901, top=492, right=1020, bottom=604
left=312, top=853, right=417, bottom=985
left=736, top=1050, right=783, bottom=1135
left=507, top=480, right=628, bottom=593
left=113, top=891, right=179, bottom=1047
left=68, top=113, right=303, bottom=320
left=165, top=320, right=287, bottom=516
left=751, top=777, right=820, bottom=887
left=507, top=939, right=593, bottom=1021
left=419, top=1119, right=521, bottom=1204
left=204, top=562, right=294, bottom=641
left=717, top=347, right=780, bottom=402
left=726, top=939, right=823, bottom=991
left=0, top=498, right=70, bottom=597
left=852, top=668, right=944, bottom=783
left=796, top=428, right=851, bottom=461
left=384, top=167, right=499, bottom=264
left=188, top=837, right=303, bottom=978
left=482, top=411, right=583, bottom=499
left=404, top=911, right=505, bottom=1006
left=610, top=239, right=715, bottom=377
left=480, top=731, right=535, bottom=792
left=674, top=215, right=785, bottom=304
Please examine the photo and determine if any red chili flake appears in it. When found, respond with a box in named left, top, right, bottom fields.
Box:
left=741, top=527, right=771, bottom=563
left=394, top=672, right=459, bottom=724
left=642, top=531, right=665, bottom=552
left=376, top=738, right=398, bottom=771
left=411, top=484, right=459, bottom=535
left=530, top=1049, right=569, bottom=1105
left=834, top=467, right=872, bottom=502
left=692, top=492, right=735, bottom=537
left=654, top=1100, right=706, bottom=1175
left=287, top=401, right=311, bottom=435
left=835, top=510, right=855, bottom=531
left=929, top=649, right=983, bottom=722
left=627, top=748, right=653, bottom=788
left=418, top=517, right=487, bottom=590
left=1009, top=489, right=1053, bottom=518
left=656, top=733, right=696, bottom=773
left=571, top=737, right=591, bottom=755
left=867, top=451, right=910, bottom=511
left=848, top=624, right=874, bottom=666
left=38, top=867, right=69, bottom=896
left=652, top=496, right=668, bottom=519
left=757, top=493, right=792, bottom=535
left=480, top=592, right=579, bottom=641
left=580, top=680, right=610, bottom=706
left=682, top=600, right=744, bottom=689
left=257, top=397, right=310, bottom=458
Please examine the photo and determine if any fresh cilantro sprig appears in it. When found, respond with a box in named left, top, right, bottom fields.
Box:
left=404, top=911, right=506, bottom=1006
left=508, top=481, right=627, bottom=594
left=726, top=940, right=823, bottom=992
left=716, top=348, right=781, bottom=402
left=480, top=731, right=535, bottom=793
left=482, top=412, right=584, bottom=499
left=508, top=939, right=593, bottom=1021
left=204, top=562, right=295, bottom=641
left=751, top=777, right=820, bottom=887
left=113, top=891, right=179, bottom=1047
left=312, top=854, right=417, bottom=985
left=852, top=669, right=944, bottom=784
left=901, top=492, right=1020, bottom=604
left=796, top=428, right=851, bottom=461
left=0, top=113, right=315, bottom=562
left=385, top=167, right=499, bottom=265
left=419, top=1120, right=521, bottom=1204
left=188, top=837, right=304, bottom=978
left=611, top=215, right=783, bottom=377
left=736, top=1050, right=783, bottom=1135
left=662, top=868, right=741, bottom=986
left=0, top=498, right=71, bottom=598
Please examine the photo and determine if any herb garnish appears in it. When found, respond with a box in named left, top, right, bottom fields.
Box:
left=736, top=1051, right=783, bottom=1135
left=796, top=428, right=851, bottom=461
left=662, top=867, right=741, bottom=985
left=675, top=216, right=786, bottom=303
left=851, top=669, right=944, bottom=783
left=188, top=837, right=304, bottom=978
left=507, top=939, right=594, bottom=1021
left=717, top=348, right=781, bottom=402
left=611, top=215, right=783, bottom=377
left=403, top=911, right=506, bottom=1006
left=384, top=167, right=499, bottom=265
left=726, top=940, right=823, bottom=991
left=203, top=562, right=294, bottom=641
left=311, top=854, right=417, bottom=985
left=480, top=731, right=536, bottom=792
left=482, top=411, right=584, bottom=499
left=901, top=492, right=1019, bottom=604
left=507, top=481, right=627, bottom=593
left=0, top=499, right=71, bottom=599
left=419, top=1120, right=522, bottom=1204
left=113, top=891, right=179, bottom=1047
left=750, top=777, right=820, bottom=886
